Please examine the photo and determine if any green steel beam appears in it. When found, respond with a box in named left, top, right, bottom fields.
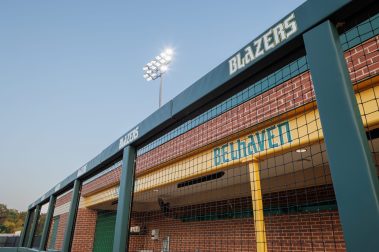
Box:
left=113, top=146, right=136, bottom=252
left=39, top=195, right=56, bottom=251
left=0, top=248, right=18, bottom=252
left=61, top=179, right=82, bottom=252
left=304, top=20, right=379, bottom=251
left=26, top=205, right=40, bottom=248
left=18, top=209, right=31, bottom=247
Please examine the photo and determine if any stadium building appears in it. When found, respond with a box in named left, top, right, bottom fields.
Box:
left=2, top=0, right=379, bottom=251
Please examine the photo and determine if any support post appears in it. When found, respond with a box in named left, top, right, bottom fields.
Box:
left=159, top=74, right=163, bottom=108
left=26, top=205, right=41, bottom=248
left=304, top=20, right=379, bottom=251
left=19, top=209, right=31, bottom=247
left=248, top=159, right=267, bottom=252
left=113, top=146, right=136, bottom=252
left=61, top=179, right=82, bottom=252
left=39, top=195, right=56, bottom=251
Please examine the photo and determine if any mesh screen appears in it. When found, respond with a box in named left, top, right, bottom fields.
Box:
left=342, top=12, right=379, bottom=178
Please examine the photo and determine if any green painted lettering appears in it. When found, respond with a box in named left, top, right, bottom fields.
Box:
left=230, top=142, right=238, bottom=160
left=277, top=121, right=292, bottom=144
left=255, top=130, right=266, bottom=151
left=214, top=147, right=221, bottom=166
left=267, top=125, right=278, bottom=148
left=237, top=139, right=247, bottom=158
left=247, top=135, right=258, bottom=155
left=221, top=144, right=229, bottom=163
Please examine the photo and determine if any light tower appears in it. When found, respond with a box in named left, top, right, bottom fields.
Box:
left=143, top=49, right=174, bottom=108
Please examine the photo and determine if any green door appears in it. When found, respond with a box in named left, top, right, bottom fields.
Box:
left=93, top=211, right=117, bottom=252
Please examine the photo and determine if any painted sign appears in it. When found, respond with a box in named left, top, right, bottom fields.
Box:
left=119, top=126, right=139, bottom=150
left=228, top=13, right=298, bottom=75
left=134, top=108, right=322, bottom=193
left=77, top=164, right=88, bottom=177
left=213, top=121, right=292, bottom=166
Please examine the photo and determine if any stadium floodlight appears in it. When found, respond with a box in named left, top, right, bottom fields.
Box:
left=143, top=48, right=174, bottom=108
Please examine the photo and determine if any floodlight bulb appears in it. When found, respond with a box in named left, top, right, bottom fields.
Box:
left=165, top=48, right=173, bottom=55
left=160, top=65, right=168, bottom=73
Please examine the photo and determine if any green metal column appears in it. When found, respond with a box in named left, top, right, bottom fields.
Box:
left=39, top=195, right=56, bottom=250
left=304, top=20, right=379, bottom=251
left=113, top=146, right=136, bottom=252
left=61, top=179, right=82, bottom=252
left=26, top=205, right=41, bottom=248
left=18, top=209, right=31, bottom=247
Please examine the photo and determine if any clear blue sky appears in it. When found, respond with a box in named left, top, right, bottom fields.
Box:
left=0, top=0, right=305, bottom=210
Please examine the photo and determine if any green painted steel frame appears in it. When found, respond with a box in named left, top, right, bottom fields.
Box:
left=61, top=179, right=82, bottom=252
left=39, top=195, right=56, bottom=251
left=304, top=20, right=379, bottom=251
left=26, top=205, right=40, bottom=248
left=18, top=210, right=31, bottom=247
left=113, top=146, right=136, bottom=252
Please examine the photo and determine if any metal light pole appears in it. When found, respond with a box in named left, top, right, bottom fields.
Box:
left=143, top=49, right=173, bottom=108
left=159, top=74, right=163, bottom=108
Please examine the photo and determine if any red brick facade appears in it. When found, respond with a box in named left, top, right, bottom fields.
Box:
left=128, top=210, right=344, bottom=252
left=81, top=167, right=122, bottom=197
left=128, top=185, right=344, bottom=252
left=136, top=71, right=314, bottom=175
left=71, top=208, right=97, bottom=252
left=47, top=212, right=68, bottom=251
left=346, top=36, right=379, bottom=83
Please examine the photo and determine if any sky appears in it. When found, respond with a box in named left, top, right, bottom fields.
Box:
left=0, top=0, right=306, bottom=210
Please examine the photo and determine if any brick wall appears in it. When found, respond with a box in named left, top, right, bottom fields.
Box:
left=47, top=206, right=97, bottom=251
left=128, top=184, right=344, bottom=252
left=81, top=166, right=122, bottom=197
left=47, top=212, right=68, bottom=251
left=71, top=208, right=97, bottom=252
left=55, top=191, right=72, bottom=206
left=135, top=71, right=314, bottom=175
left=346, top=35, right=379, bottom=83
left=128, top=211, right=344, bottom=252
